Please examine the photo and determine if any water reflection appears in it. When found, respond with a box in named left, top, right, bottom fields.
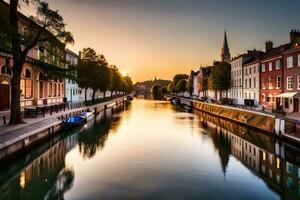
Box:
left=0, top=103, right=128, bottom=200
left=197, top=111, right=300, bottom=199
left=0, top=100, right=299, bottom=200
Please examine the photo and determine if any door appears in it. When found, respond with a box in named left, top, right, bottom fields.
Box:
left=0, top=82, right=10, bottom=110
left=293, top=98, right=299, bottom=112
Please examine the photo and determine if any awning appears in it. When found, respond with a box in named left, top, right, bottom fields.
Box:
left=275, top=92, right=300, bottom=98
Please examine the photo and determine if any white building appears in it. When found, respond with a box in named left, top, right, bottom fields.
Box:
left=65, top=49, right=79, bottom=102
left=230, top=56, right=244, bottom=105
left=243, top=60, right=260, bottom=106
left=230, top=50, right=264, bottom=105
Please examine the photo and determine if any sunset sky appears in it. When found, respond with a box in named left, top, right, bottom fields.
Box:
left=40, top=0, right=300, bottom=82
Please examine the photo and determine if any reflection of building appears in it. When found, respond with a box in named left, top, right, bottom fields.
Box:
left=198, top=111, right=300, bottom=199
left=0, top=1, right=65, bottom=111
left=0, top=135, right=78, bottom=200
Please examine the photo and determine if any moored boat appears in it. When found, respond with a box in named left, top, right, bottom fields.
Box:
left=63, top=115, right=86, bottom=127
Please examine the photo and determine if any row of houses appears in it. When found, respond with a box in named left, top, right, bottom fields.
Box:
left=0, top=1, right=109, bottom=111
left=190, top=30, right=300, bottom=114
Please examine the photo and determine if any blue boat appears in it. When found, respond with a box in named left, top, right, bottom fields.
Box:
left=63, top=115, right=86, bottom=127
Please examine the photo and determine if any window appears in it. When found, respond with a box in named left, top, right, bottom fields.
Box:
left=249, top=67, right=252, bottom=74
left=269, top=62, right=272, bottom=71
left=254, top=77, right=256, bottom=88
left=48, top=82, right=52, bottom=97
left=298, top=54, right=300, bottom=67
left=276, top=76, right=281, bottom=89
left=249, top=78, right=252, bottom=88
left=287, top=56, right=293, bottom=68
left=239, top=79, right=241, bottom=86
left=254, top=66, right=256, bottom=73
left=262, top=78, right=266, bottom=89
left=25, top=69, right=32, bottom=99
left=262, top=63, right=266, bottom=72
left=20, top=79, right=25, bottom=97
left=287, top=76, right=294, bottom=90
left=298, top=76, right=300, bottom=89
left=262, top=94, right=265, bottom=102
left=269, top=77, right=273, bottom=89
left=245, top=68, right=248, bottom=75
left=245, top=79, right=247, bottom=88
left=276, top=60, right=281, bottom=69
left=54, top=83, right=57, bottom=97
left=38, top=73, right=45, bottom=98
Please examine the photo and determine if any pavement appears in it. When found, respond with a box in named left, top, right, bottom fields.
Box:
left=0, top=95, right=129, bottom=151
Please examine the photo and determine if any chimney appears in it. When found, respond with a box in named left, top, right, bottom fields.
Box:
left=265, top=40, right=273, bottom=52
left=290, top=29, right=300, bottom=43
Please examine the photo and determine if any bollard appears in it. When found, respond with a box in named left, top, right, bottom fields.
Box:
left=3, top=116, right=6, bottom=125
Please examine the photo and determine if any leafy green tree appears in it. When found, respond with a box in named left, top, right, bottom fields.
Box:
left=110, top=65, right=122, bottom=97
left=159, top=86, right=167, bottom=94
left=97, top=55, right=112, bottom=98
left=166, top=82, right=174, bottom=93
left=175, top=79, right=188, bottom=93
left=186, top=79, right=193, bottom=96
left=77, top=48, right=101, bottom=103
left=0, top=0, right=73, bottom=124
left=123, top=75, right=133, bottom=93
left=173, top=74, right=188, bottom=87
left=208, top=62, right=231, bottom=100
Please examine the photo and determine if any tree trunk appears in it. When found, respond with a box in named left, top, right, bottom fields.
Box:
left=9, top=0, right=25, bottom=124
left=9, top=60, right=24, bottom=124
left=84, top=87, right=87, bottom=103
left=92, top=89, right=96, bottom=102
left=103, top=90, right=106, bottom=99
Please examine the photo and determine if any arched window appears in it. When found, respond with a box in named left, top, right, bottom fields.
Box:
left=25, top=69, right=32, bottom=98
left=38, top=72, right=45, bottom=98
left=1, top=64, right=12, bottom=76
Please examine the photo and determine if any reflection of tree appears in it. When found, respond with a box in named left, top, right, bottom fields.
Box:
left=210, top=128, right=231, bottom=179
left=78, top=103, right=127, bottom=159
left=44, top=167, right=75, bottom=200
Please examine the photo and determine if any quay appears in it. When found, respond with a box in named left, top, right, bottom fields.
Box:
left=0, top=95, right=131, bottom=161
left=164, top=94, right=300, bottom=144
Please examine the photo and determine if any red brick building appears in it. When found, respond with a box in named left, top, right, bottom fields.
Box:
left=260, top=41, right=288, bottom=111
left=279, top=30, right=300, bottom=113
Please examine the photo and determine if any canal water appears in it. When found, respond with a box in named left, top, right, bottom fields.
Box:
left=0, top=99, right=299, bottom=200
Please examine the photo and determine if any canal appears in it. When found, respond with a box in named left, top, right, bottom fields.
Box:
left=0, top=99, right=299, bottom=200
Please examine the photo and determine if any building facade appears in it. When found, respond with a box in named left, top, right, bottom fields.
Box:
left=260, top=42, right=288, bottom=111
left=243, top=58, right=262, bottom=106
left=65, top=49, right=79, bottom=103
left=280, top=30, right=300, bottom=113
left=230, top=56, right=244, bottom=105
left=0, top=1, right=65, bottom=111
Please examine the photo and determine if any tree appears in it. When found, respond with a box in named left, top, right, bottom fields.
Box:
left=173, top=74, right=188, bottom=87
left=208, top=62, right=231, bottom=101
left=110, top=65, right=122, bottom=97
left=166, top=82, right=174, bottom=93
left=159, top=86, right=167, bottom=94
left=97, top=55, right=112, bottom=98
left=123, top=75, right=133, bottom=94
left=175, top=79, right=188, bottom=94
left=186, top=79, right=193, bottom=96
left=77, top=48, right=101, bottom=103
left=0, top=0, right=73, bottom=124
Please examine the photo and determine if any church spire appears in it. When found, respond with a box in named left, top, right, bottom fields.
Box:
left=221, top=29, right=230, bottom=62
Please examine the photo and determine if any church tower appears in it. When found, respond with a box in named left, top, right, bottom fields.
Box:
left=221, top=30, right=230, bottom=63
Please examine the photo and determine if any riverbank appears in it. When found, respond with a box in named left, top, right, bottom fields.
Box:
left=0, top=95, right=132, bottom=161
left=164, top=94, right=300, bottom=144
